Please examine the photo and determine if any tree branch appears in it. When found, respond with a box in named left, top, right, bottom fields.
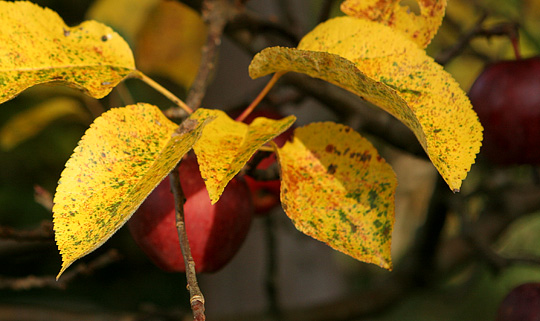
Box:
left=169, top=164, right=206, bottom=321
left=0, top=221, right=54, bottom=242
left=0, top=249, right=120, bottom=290
left=185, top=0, right=236, bottom=110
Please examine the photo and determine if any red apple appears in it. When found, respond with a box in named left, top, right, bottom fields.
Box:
left=496, top=282, right=540, bottom=321
left=239, top=109, right=294, bottom=214
left=128, top=154, right=254, bottom=273
left=468, top=56, right=540, bottom=165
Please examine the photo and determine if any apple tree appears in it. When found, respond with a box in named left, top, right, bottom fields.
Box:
left=1, top=0, right=540, bottom=320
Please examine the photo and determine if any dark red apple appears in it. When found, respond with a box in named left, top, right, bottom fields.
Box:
left=128, top=154, right=254, bottom=273
left=239, top=109, right=294, bottom=214
left=496, top=282, right=540, bottom=321
left=469, top=56, right=540, bottom=165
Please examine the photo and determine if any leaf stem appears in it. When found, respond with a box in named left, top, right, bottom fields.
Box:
left=258, top=145, right=274, bottom=152
left=235, top=72, right=284, bottom=122
left=169, top=165, right=206, bottom=321
left=130, top=70, right=193, bottom=114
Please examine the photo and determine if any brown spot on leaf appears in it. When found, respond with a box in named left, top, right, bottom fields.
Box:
left=327, top=164, right=337, bottom=175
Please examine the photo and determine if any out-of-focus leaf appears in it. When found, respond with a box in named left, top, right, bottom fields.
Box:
left=0, top=97, right=90, bottom=150
left=53, top=104, right=213, bottom=278
left=340, top=0, right=447, bottom=48
left=86, top=0, right=159, bottom=44
left=0, top=1, right=135, bottom=104
left=191, top=108, right=296, bottom=204
left=136, top=1, right=207, bottom=89
left=249, top=16, right=482, bottom=192
left=277, top=122, right=396, bottom=269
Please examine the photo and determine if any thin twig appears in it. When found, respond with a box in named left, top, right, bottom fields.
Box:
left=169, top=164, right=205, bottom=321
left=33, top=185, right=53, bottom=212
left=186, top=0, right=234, bottom=109
left=227, top=11, right=299, bottom=48
left=236, top=72, right=284, bottom=122
left=0, top=221, right=54, bottom=242
left=0, top=249, right=121, bottom=290
left=435, top=13, right=486, bottom=65
left=129, top=70, right=193, bottom=114
left=435, top=13, right=522, bottom=65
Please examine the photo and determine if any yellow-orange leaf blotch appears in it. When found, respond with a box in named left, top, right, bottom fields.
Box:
left=53, top=104, right=212, bottom=278
left=277, top=122, right=396, bottom=269
left=192, top=108, right=296, bottom=204
left=135, top=1, right=207, bottom=89
left=249, top=16, right=483, bottom=192
left=0, top=1, right=135, bottom=104
left=340, top=0, right=447, bottom=48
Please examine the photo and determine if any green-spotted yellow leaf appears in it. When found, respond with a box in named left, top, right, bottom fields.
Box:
left=135, top=1, right=207, bottom=89
left=277, top=122, right=396, bottom=269
left=249, top=16, right=482, bottom=192
left=340, top=0, right=447, bottom=48
left=0, top=1, right=135, bottom=104
left=192, top=108, right=296, bottom=204
left=53, top=104, right=213, bottom=278
left=0, top=97, right=90, bottom=150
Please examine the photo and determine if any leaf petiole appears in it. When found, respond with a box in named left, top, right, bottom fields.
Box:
left=258, top=145, right=274, bottom=152
left=129, top=70, right=193, bottom=114
left=236, top=72, right=284, bottom=122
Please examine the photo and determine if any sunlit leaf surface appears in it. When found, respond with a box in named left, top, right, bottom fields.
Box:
left=340, top=0, right=447, bottom=48
left=0, top=1, right=135, bottom=103
left=53, top=104, right=212, bottom=278
left=192, top=108, right=296, bottom=204
left=249, top=16, right=482, bottom=192
left=277, top=122, right=396, bottom=269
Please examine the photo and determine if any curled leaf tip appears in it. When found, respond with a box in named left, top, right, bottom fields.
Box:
left=56, top=265, right=69, bottom=280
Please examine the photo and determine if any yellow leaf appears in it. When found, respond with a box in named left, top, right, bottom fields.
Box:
left=0, top=97, right=90, bottom=150
left=277, top=122, right=396, bottom=270
left=340, top=0, right=447, bottom=48
left=135, top=1, right=207, bottom=89
left=0, top=1, right=135, bottom=104
left=249, top=16, right=483, bottom=192
left=53, top=104, right=212, bottom=278
left=192, top=108, right=296, bottom=204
